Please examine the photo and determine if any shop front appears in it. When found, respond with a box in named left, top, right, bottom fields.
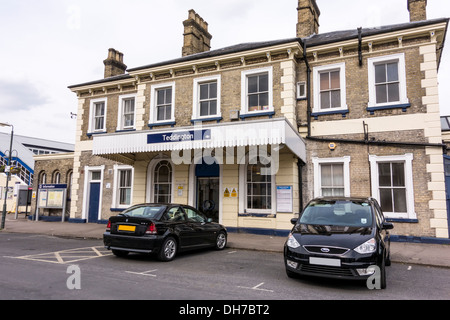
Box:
left=92, top=117, right=306, bottom=235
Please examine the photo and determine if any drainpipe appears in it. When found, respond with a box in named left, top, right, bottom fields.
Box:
left=303, top=41, right=312, bottom=137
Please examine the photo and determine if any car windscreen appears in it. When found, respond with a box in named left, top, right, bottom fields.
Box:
left=121, top=205, right=166, bottom=219
left=299, top=200, right=373, bottom=227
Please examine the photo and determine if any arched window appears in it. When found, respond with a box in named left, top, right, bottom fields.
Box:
left=39, top=172, right=47, bottom=185
left=53, top=171, right=61, bottom=184
left=153, top=160, right=172, bottom=203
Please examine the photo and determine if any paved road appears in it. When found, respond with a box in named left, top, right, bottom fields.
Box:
left=1, top=233, right=449, bottom=303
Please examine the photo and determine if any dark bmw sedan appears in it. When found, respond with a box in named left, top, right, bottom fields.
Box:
left=103, top=204, right=227, bottom=261
left=284, top=197, right=393, bottom=289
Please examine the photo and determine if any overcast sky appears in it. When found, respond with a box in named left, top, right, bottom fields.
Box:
left=1, top=0, right=449, bottom=144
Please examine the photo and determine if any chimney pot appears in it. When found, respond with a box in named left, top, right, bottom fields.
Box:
left=182, top=9, right=212, bottom=57
left=297, top=0, right=320, bottom=38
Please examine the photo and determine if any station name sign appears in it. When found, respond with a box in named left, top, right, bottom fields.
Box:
left=147, top=129, right=211, bottom=144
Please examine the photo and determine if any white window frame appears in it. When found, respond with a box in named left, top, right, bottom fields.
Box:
left=112, top=164, right=134, bottom=209
left=192, top=75, right=221, bottom=120
left=117, top=94, right=136, bottom=131
left=88, top=98, right=107, bottom=133
left=238, top=153, right=276, bottom=215
left=149, top=82, right=176, bottom=125
left=367, top=53, right=409, bottom=108
left=146, top=157, right=175, bottom=204
left=313, top=62, right=347, bottom=113
left=369, top=153, right=415, bottom=220
left=240, top=67, right=273, bottom=116
left=297, top=81, right=306, bottom=99
left=312, top=156, right=351, bottom=198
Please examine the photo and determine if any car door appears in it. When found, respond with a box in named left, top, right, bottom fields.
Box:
left=183, top=206, right=217, bottom=246
left=163, top=206, right=195, bottom=249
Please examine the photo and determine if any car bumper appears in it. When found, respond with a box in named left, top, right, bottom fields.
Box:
left=284, top=245, right=378, bottom=280
left=103, top=232, right=164, bottom=254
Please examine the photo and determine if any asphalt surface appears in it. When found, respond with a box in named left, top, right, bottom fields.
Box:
left=1, top=215, right=450, bottom=269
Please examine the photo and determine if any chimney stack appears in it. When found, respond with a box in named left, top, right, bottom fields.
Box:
left=182, top=9, right=212, bottom=57
left=103, top=48, right=127, bottom=78
left=297, top=0, right=320, bottom=38
left=408, top=0, right=427, bottom=22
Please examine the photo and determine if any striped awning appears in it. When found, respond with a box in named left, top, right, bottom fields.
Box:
left=92, top=118, right=306, bottom=163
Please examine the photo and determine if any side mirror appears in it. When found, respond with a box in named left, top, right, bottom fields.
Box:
left=382, top=221, right=394, bottom=230
left=207, top=218, right=213, bottom=223
left=290, top=218, right=298, bottom=225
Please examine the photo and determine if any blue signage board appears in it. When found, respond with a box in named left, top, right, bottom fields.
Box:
left=147, top=129, right=211, bottom=144
left=39, top=184, right=68, bottom=189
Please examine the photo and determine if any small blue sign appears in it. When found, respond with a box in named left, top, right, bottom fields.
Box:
left=147, top=129, right=211, bottom=144
left=39, top=184, right=67, bottom=189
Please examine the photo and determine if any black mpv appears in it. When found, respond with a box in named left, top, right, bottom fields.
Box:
left=284, top=197, right=393, bottom=289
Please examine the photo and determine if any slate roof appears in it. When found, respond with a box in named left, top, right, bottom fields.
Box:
left=68, top=18, right=448, bottom=89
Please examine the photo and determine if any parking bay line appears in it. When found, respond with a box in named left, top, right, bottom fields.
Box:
left=4, top=246, right=113, bottom=264
left=125, top=269, right=158, bottom=277
left=237, top=282, right=274, bottom=293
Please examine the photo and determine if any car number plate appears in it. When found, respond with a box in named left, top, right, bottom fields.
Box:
left=309, top=257, right=341, bottom=267
left=118, top=225, right=136, bottom=232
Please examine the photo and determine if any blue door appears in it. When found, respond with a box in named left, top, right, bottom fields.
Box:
left=88, top=182, right=101, bottom=222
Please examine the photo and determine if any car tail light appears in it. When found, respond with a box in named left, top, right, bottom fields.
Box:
left=145, top=222, right=157, bottom=235
left=106, top=220, right=111, bottom=232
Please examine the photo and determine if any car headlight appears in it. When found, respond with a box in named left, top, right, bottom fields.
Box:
left=287, top=233, right=301, bottom=249
left=354, top=238, right=377, bottom=254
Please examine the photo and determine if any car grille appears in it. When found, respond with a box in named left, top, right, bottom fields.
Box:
left=303, top=245, right=349, bottom=256
left=300, top=264, right=355, bottom=277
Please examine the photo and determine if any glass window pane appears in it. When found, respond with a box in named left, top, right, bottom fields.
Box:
left=248, top=76, right=258, bottom=93
left=392, top=163, right=405, bottom=187
left=375, top=64, right=386, bottom=84
left=393, top=189, right=407, bottom=212
left=330, top=71, right=340, bottom=89
left=388, top=83, right=400, bottom=102
left=332, top=164, right=344, bottom=186
left=320, top=72, right=330, bottom=90
left=165, top=88, right=172, bottom=104
left=95, top=117, right=104, bottom=130
left=320, top=92, right=330, bottom=109
left=376, top=84, right=387, bottom=104
left=380, top=189, right=393, bottom=212
left=321, top=164, right=332, bottom=186
left=378, top=163, right=391, bottom=186
left=259, top=74, right=269, bottom=92
left=157, top=106, right=166, bottom=121
left=200, top=101, right=209, bottom=116
left=259, top=93, right=269, bottom=110
left=200, top=84, right=209, bottom=100
left=441, top=117, right=450, bottom=130
left=157, top=90, right=165, bottom=105
left=248, top=95, right=259, bottom=111
left=330, top=90, right=341, bottom=108
left=387, top=62, right=399, bottom=82
left=209, top=100, right=217, bottom=115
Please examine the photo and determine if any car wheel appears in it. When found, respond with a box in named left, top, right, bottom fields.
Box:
left=158, top=236, right=177, bottom=261
left=214, top=231, right=227, bottom=250
left=112, top=249, right=129, bottom=257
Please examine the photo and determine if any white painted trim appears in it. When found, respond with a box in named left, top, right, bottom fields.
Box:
left=88, top=98, right=107, bottom=133
left=117, top=93, right=137, bottom=131
left=367, top=53, right=409, bottom=108
left=112, top=164, right=134, bottom=209
left=312, top=62, right=347, bottom=113
left=240, top=66, right=274, bottom=116
left=312, top=156, right=351, bottom=198
left=192, top=75, right=222, bottom=120
left=149, top=82, right=176, bottom=125
left=368, top=153, right=416, bottom=220
left=146, top=155, right=175, bottom=203
left=82, top=165, right=105, bottom=222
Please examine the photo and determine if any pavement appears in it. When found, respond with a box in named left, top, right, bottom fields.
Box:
left=1, top=215, right=450, bottom=269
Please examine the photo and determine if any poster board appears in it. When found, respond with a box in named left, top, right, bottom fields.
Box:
left=36, top=184, right=68, bottom=222
left=276, top=186, right=293, bottom=213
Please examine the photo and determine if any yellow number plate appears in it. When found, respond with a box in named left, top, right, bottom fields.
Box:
left=118, top=225, right=136, bottom=232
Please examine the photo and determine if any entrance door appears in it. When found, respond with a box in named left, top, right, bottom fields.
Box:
left=195, top=160, right=220, bottom=222
left=88, top=182, right=101, bottom=222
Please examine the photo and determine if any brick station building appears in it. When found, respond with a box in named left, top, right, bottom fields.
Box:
left=33, top=0, right=449, bottom=240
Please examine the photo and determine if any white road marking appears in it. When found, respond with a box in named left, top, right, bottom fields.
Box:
left=125, top=269, right=158, bottom=277
left=5, top=246, right=112, bottom=264
left=238, top=282, right=274, bottom=292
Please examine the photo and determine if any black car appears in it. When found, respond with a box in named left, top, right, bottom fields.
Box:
left=284, top=197, right=393, bottom=289
left=103, top=204, right=227, bottom=261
